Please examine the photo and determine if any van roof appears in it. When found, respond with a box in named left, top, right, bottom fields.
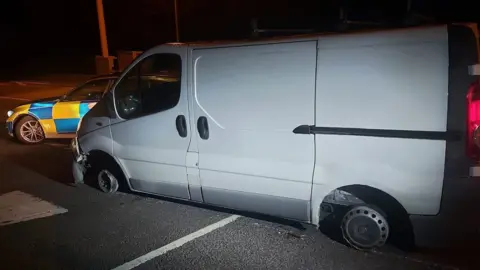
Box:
left=164, top=24, right=449, bottom=49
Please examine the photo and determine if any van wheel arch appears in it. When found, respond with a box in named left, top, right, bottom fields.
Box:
left=320, top=184, right=415, bottom=251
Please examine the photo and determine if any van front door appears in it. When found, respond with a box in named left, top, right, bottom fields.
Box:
left=110, top=48, right=192, bottom=199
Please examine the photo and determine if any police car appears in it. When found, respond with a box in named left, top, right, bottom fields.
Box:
left=6, top=73, right=120, bottom=144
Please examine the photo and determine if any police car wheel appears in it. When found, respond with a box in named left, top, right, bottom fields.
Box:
left=15, top=116, right=45, bottom=144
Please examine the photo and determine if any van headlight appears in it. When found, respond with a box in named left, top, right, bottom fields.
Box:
left=71, top=138, right=78, bottom=154
left=7, top=110, right=13, bottom=117
left=71, top=137, right=84, bottom=162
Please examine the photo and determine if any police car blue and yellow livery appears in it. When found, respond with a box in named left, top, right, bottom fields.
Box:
left=7, top=99, right=96, bottom=136
left=5, top=74, right=119, bottom=144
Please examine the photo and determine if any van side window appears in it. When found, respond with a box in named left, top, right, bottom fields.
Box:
left=114, top=53, right=182, bottom=119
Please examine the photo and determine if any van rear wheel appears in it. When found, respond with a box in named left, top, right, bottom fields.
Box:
left=341, top=205, right=390, bottom=250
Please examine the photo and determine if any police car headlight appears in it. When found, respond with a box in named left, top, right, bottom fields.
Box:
left=7, top=110, right=13, bottom=117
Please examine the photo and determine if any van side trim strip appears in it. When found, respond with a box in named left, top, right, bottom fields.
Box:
left=293, top=125, right=461, bottom=141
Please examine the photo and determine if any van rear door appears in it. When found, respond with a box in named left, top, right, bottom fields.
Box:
left=411, top=24, right=480, bottom=248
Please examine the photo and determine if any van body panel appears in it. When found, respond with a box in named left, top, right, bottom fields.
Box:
left=315, top=26, right=448, bottom=131
left=312, top=26, right=449, bottom=216
left=191, top=41, right=317, bottom=220
left=129, top=178, right=190, bottom=199
left=77, top=126, right=113, bottom=156
left=313, top=136, right=446, bottom=215
left=202, top=186, right=310, bottom=221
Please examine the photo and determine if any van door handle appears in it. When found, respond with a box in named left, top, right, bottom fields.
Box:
left=95, top=122, right=103, bottom=127
left=175, top=115, right=188, bottom=138
left=197, top=116, right=209, bottom=140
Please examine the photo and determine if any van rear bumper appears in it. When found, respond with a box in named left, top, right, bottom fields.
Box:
left=410, top=213, right=480, bottom=249
left=469, top=165, right=480, bottom=176
left=409, top=214, right=456, bottom=248
left=411, top=175, right=480, bottom=249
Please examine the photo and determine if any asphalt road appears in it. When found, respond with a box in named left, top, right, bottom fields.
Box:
left=0, top=81, right=476, bottom=270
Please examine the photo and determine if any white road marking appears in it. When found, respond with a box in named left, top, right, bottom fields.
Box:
left=0, top=96, right=30, bottom=101
left=0, top=191, right=68, bottom=226
left=11, top=81, right=50, bottom=86
left=112, top=215, right=240, bottom=270
left=19, top=81, right=50, bottom=85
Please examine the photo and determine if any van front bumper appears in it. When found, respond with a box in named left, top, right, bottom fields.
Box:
left=72, top=159, right=86, bottom=184
left=71, top=138, right=87, bottom=184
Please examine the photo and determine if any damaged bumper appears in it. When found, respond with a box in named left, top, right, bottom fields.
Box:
left=71, top=138, right=87, bottom=184
left=72, top=160, right=86, bottom=184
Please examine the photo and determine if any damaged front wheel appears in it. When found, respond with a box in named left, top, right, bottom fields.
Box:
left=96, top=169, right=119, bottom=193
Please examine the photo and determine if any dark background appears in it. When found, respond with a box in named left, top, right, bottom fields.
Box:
left=1, top=0, right=479, bottom=78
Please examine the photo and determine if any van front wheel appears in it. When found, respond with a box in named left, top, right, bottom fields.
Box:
left=341, top=205, right=390, bottom=250
left=86, top=153, right=126, bottom=194
left=96, top=169, right=119, bottom=193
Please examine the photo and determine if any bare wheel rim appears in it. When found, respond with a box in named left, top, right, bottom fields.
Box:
left=19, top=120, right=44, bottom=143
left=341, top=205, right=390, bottom=250
left=97, top=169, right=117, bottom=193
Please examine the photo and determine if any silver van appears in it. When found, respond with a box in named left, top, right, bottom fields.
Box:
left=72, top=24, right=480, bottom=250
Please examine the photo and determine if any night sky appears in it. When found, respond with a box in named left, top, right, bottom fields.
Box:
left=2, top=0, right=479, bottom=77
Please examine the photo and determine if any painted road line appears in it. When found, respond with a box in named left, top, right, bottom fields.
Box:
left=112, top=215, right=241, bottom=270
left=18, top=81, right=51, bottom=85
left=13, top=81, right=27, bottom=86
left=0, top=191, right=68, bottom=226
left=0, top=96, right=30, bottom=101
left=12, top=81, right=50, bottom=86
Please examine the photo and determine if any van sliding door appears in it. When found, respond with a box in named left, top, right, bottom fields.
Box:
left=191, top=41, right=317, bottom=221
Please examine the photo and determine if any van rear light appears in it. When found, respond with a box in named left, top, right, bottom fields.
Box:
left=467, top=80, right=480, bottom=159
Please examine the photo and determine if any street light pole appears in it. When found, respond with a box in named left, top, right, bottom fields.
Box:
left=174, top=0, right=180, bottom=42
left=96, top=0, right=109, bottom=57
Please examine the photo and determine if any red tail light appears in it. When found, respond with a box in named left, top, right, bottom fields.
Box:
left=467, top=80, right=480, bottom=159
